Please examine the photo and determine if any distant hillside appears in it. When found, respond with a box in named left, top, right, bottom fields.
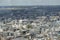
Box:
left=0, top=6, right=60, bottom=20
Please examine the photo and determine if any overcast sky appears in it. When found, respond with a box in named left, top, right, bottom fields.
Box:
left=0, top=0, right=60, bottom=6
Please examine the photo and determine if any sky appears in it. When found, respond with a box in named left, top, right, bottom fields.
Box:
left=0, top=0, right=60, bottom=6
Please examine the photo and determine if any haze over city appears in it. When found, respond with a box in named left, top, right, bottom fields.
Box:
left=0, top=0, right=60, bottom=6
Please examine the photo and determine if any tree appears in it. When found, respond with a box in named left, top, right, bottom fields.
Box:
left=26, top=24, right=33, bottom=29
